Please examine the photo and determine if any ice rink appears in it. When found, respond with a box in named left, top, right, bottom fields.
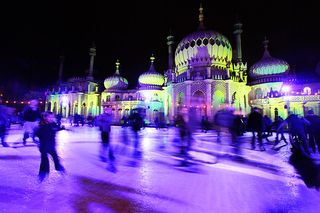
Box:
left=1, top=124, right=320, bottom=213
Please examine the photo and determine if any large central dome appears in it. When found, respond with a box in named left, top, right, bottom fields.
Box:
left=174, top=5, right=233, bottom=73
left=175, top=30, right=233, bottom=72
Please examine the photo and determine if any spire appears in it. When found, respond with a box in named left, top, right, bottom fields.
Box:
left=115, top=59, right=120, bottom=75
left=58, top=54, right=64, bottom=83
left=262, top=36, right=271, bottom=58
left=88, top=41, right=96, bottom=80
left=167, top=29, right=174, bottom=70
left=233, top=18, right=243, bottom=63
left=149, top=54, right=156, bottom=72
left=198, top=3, right=205, bottom=30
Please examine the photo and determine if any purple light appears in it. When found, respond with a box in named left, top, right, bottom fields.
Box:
left=282, top=85, right=291, bottom=93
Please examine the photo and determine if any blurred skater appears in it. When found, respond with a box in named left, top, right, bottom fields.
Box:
left=129, top=110, right=144, bottom=158
left=0, top=105, right=9, bottom=147
left=36, top=112, right=65, bottom=182
left=22, top=99, right=41, bottom=145
left=247, top=107, right=265, bottom=151
left=95, top=107, right=116, bottom=172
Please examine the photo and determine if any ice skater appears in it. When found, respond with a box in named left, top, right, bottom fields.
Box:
left=0, top=105, right=9, bottom=147
left=22, top=99, right=41, bottom=145
left=36, top=111, right=65, bottom=182
left=95, top=107, right=116, bottom=172
left=128, top=110, right=144, bottom=158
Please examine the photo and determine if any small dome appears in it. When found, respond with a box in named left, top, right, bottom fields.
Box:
left=104, top=60, right=128, bottom=90
left=250, top=39, right=289, bottom=78
left=139, top=55, right=164, bottom=89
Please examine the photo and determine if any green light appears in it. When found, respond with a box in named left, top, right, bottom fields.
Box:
left=253, top=63, right=288, bottom=75
left=213, top=90, right=225, bottom=108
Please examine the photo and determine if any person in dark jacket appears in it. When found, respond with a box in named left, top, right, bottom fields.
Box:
left=273, top=115, right=287, bottom=146
left=95, top=107, right=115, bottom=163
left=278, top=112, right=310, bottom=156
left=0, top=105, right=9, bottom=147
left=305, top=109, right=320, bottom=154
left=36, top=111, right=65, bottom=182
left=129, top=110, right=144, bottom=157
left=22, top=99, right=41, bottom=145
left=247, top=107, right=265, bottom=151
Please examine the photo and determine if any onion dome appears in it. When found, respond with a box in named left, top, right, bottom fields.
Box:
left=104, top=60, right=128, bottom=90
left=138, top=55, right=164, bottom=89
left=249, top=38, right=289, bottom=80
left=174, top=4, right=233, bottom=72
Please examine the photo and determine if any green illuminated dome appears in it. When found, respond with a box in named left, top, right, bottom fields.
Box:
left=174, top=5, right=233, bottom=73
left=250, top=39, right=289, bottom=78
left=175, top=30, right=233, bottom=71
left=104, top=60, right=128, bottom=90
left=139, top=56, right=164, bottom=89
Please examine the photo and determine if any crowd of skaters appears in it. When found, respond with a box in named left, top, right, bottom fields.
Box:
left=1, top=100, right=320, bottom=188
left=0, top=100, right=148, bottom=180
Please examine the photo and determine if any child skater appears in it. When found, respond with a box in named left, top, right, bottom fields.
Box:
left=36, top=111, right=65, bottom=182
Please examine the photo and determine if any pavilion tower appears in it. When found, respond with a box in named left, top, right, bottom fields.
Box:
left=87, top=42, right=96, bottom=80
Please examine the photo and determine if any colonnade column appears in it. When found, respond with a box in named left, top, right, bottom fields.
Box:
left=172, top=85, right=176, bottom=118
left=185, top=81, right=192, bottom=107
left=205, top=79, right=213, bottom=118
left=78, top=95, right=82, bottom=115
left=225, top=81, right=231, bottom=105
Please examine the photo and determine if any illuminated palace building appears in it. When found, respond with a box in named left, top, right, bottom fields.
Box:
left=45, top=5, right=320, bottom=124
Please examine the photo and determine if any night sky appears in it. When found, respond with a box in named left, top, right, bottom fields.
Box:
left=0, top=0, right=319, bottom=97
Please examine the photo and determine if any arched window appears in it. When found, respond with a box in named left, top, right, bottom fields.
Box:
left=255, top=88, right=263, bottom=99
left=177, top=92, right=184, bottom=105
left=106, top=95, right=111, bottom=102
left=47, top=102, right=52, bottom=112
left=274, top=108, right=278, bottom=118
left=213, top=90, right=225, bottom=108
left=53, top=102, right=57, bottom=113
left=192, top=90, right=205, bottom=105
left=303, top=87, right=311, bottom=95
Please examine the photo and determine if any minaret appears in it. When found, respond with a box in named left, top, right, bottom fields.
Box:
left=233, top=20, right=243, bottom=63
left=198, top=3, right=205, bottom=30
left=167, top=30, right=174, bottom=71
left=58, top=54, right=64, bottom=83
left=87, top=42, right=96, bottom=80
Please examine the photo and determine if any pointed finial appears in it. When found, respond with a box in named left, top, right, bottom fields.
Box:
left=198, top=3, right=205, bottom=30
left=115, top=59, right=120, bottom=75
left=58, top=53, right=65, bottom=83
left=149, top=54, right=156, bottom=71
left=263, top=36, right=269, bottom=49
left=89, top=41, right=96, bottom=56
left=262, top=36, right=271, bottom=58
left=150, top=54, right=155, bottom=64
